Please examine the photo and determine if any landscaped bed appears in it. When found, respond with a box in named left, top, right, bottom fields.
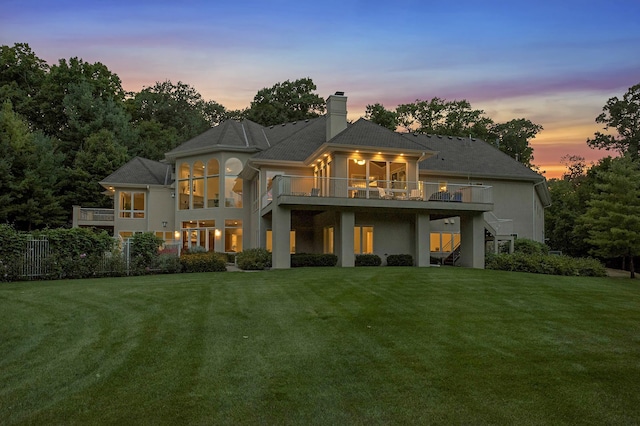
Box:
left=1, top=267, right=639, bottom=424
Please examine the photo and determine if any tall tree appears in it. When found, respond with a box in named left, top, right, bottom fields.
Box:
left=587, top=83, right=640, bottom=160
left=578, top=155, right=640, bottom=278
left=489, top=119, right=543, bottom=168
left=36, top=57, right=125, bottom=141
left=396, top=97, right=493, bottom=138
left=364, top=103, right=398, bottom=131
left=0, top=43, right=48, bottom=126
left=125, top=80, right=226, bottom=151
left=0, top=101, right=66, bottom=230
left=245, top=78, right=325, bottom=126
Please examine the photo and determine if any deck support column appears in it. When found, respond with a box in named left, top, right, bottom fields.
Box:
left=336, top=211, right=355, bottom=267
left=459, top=213, right=485, bottom=269
left=272, top=204, right=291, bottom=269
left=415, top=212, right=431, bottom=267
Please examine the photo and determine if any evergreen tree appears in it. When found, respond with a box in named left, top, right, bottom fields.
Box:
left=578, top=156, right=640, bottom=278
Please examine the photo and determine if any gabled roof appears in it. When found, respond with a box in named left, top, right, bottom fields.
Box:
left=165, top=119, right=270, bottom=159
left=405, top=133, right=544, bottom=182
left=329, top=118, right=429, bottom=152
left=100, top=157, right=172, bottom=186
left=251, top=116, right=328, bottom=162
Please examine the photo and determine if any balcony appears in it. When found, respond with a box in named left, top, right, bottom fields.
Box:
left=72, top=206, right=115, bottom=228
left=261, top=176, right=493, bottom=213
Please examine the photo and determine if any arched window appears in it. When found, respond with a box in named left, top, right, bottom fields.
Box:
left=178, top=162, right=191, bottom=210
left=207, top=159, right=220, bottom=208
left=224, top=158, right=243, bottom=208
left=193, top=161, right=204, bottom=209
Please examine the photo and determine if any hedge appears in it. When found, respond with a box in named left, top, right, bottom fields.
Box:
left=290, top=253, right=338, bottom=267
left=236, top=248, right=272, bottom=270
left=386, top=254, right=413, bottom=266
left=485, top=252, right=606, bottom=277
left=355, top=254, right=382, bottom=266
left=180, top=252, right=227, bottom=273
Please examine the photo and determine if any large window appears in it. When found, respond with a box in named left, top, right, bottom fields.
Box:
left=225, top=158, right=243, bottom=208
left=266, top=230, right=296, bottom=253
left=178, top=162, right=191, bottom=210
left=119, top=192, right=145, bottom=218
left=225, top=219, right=242, bottom=252
left=181, top=220, right=216, bottom=251
left=348, top=159, right=407, bottom=197
left=354, top=226, right=374, bottom=254
left=193, top=161, right=205, bottom=209
left=323, top=226, right=334, bottom=254
left=207, top=159, right=220, bottom=208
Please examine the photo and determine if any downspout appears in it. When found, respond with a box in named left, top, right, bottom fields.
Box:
left=532, top=180, right=546, bottom=241
left=246, top=162, right=262, bottom=249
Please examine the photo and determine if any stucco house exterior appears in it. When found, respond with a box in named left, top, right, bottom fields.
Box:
left=73, top=92, right=551, bottom=269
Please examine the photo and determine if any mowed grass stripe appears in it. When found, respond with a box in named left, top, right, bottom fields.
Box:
left=1, top=268, right=639, bottom=425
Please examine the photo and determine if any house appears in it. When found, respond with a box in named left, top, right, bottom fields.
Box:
left=73, top=92, right=551, bottom=268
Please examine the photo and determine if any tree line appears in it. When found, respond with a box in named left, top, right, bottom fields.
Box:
left=546, top=83, right=640, bottom=277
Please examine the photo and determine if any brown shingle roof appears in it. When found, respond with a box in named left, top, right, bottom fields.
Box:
left=100, top=157, right=172, bottom=186
left=405, top=133, right=544, bottom=181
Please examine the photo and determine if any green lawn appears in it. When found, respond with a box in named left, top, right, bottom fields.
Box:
left=1, top=267, right=639, bottom=425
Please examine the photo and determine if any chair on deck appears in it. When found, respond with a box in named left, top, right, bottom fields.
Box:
left=377, top=187, right=393, bottom=199
left=409, top=189, right=422, bottom=200
left=310, top=187, right=320, bottom=197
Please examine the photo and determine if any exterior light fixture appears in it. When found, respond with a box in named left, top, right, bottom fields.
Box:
left=162, top=221, right=168, bottom=228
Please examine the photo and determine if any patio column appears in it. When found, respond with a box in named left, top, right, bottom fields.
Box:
left=271, top=203, right=291, bottom=269
left=459, top=213, right=485, bottom=269
left=415, top=212, right=431, bottom=267
left=336, top=211, right=355, bottom=267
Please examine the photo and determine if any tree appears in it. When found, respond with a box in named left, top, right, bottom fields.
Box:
left=587, top=83, right=640, bottom=160
left=396, top=97, right=493, bottom=138
left=245, top=78, right=325, bottom=126
left=0, top=43, right=48, bottom=126
left=36, top=57, right=126, bottom=141
left=364, top=103, right=398, bottom=131
left=560, top=154, right=587, bottom=181
left=0, top=101, right=66, bottom=230
left=578, top=156, right=640, bottom=278
left=489, top=119, right=543, bottom=168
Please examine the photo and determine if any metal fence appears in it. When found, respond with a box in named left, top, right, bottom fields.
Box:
left=22, top=237, right=50, bottom=278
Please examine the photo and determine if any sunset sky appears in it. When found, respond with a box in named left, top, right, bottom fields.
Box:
left=2, top=0, right=639, bottom=178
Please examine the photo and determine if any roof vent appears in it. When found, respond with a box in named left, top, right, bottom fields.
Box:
left=281, top=123, right=286, bottom=126
left=448, top=136, right=453, bottom=139
left=270, top=125, right=274, bottom=129
left=334, top=91, right=345, bottom=96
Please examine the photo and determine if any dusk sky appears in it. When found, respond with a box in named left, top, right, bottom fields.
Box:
left=2, top=0, right=639, bottom=178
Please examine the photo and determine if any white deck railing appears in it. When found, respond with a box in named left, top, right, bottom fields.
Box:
left=262, top=176, right=492, bottom=206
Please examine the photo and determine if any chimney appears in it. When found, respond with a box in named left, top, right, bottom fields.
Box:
left=326, top=91, right=347, bottom=141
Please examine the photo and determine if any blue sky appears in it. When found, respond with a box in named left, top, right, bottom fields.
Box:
left=2, top=0, right=639, bottom=177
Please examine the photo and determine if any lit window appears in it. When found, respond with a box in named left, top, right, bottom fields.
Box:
left=119, top=192, right=145, bottom=218
left=354, top=226, right=374, bottom=254
left=225, top=219, right=243, bottom=252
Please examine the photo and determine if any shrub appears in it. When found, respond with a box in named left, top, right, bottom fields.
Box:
left=236, top=248, right=272, bottom=270
left=152, top=253, right=183, bottom=274
left=486, top=252, right=606, bottom=277
left=514, top=238, right=549, bottom=256
left=291, top=253, right=338, bottom=267
left=130, top=232, right=164, bottom=271
left=184, top=246, right=207, bottom=254
left=0, top=224, right=28, bottom=281
left=355, top=254, right=382, bottom=266
left=180, top=252, right=227, bottom=273
left=386, top=254, right=413, bottom=266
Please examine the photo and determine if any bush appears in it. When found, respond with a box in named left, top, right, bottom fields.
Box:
left=130, top=232, right=164, bottom=270
left=152, top=253, right=183, bottom=274
left=291, top=253, right=338, bottom=267
left=0, top=224, right=28, bottom=281
left=514, top=238, right=549, bottom=256
left=386, top=254, right=413, bottom=266
left=486, top=252, right=606, bottom=277
left=355, top=254, right=382, bottom=266
left=180, top=252, right=227, bottom=273
left=236, top=248, right=272, bottom=270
